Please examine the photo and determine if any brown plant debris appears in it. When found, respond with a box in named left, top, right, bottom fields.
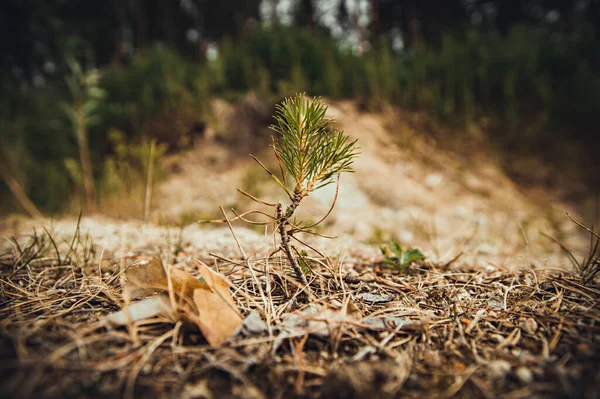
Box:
left=118, top=257, right=243, bottom=348
left=0, top=229, right=599, bottom=399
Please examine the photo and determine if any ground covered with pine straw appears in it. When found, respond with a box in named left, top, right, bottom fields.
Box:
left=1, top=226, right=599, bottom=399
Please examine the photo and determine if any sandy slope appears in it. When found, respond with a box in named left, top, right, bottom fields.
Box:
left=0, top=99, right=587, bottom=270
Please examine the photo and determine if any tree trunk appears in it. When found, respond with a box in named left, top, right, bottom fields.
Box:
left=76, top=109, right=96, bottom=214
left=0, top=160, right=43, bottom=218
left=144, top=140, right=156, bottom=221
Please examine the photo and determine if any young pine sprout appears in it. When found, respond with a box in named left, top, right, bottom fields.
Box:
left=268, top=94, right=359, bottom=286
left=207, top=94, right=359, bottom=289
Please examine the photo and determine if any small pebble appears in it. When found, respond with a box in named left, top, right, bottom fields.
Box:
left=487, top=360, right=511, bottom=379
left=515, top=366, right=533, bottom=384
left=423, top=351, right=442, bottom=368
left=519, top=318, right=537, bottom=335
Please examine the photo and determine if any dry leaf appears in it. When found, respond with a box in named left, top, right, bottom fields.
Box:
left=193, top=261, right=243, bottom=347
left=124, top=257, right=208, bottom=302
left=115, top=257, right=242, bottom=348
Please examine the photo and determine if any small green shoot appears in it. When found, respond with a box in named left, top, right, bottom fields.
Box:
left=380, top=240, right=425, bottom=271
left=203, top=94, right=359, bottom=290
left=296, top=249, right=311, bottom=275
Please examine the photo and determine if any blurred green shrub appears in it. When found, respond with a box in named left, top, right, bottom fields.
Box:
left=1, top=45, right=210, bottom=215
left=98, top=129, right=168, bottom=217
left=1, top=24, right=599, bottom=215
left=0, top=77, right=75, bottom=213
left=215, top=23, right=599, bottom=136
left=62, top=58, right=106, bottom=212
left=99, top=45, right=211, bottom=146
left=218, top=24, right=345, bottom=99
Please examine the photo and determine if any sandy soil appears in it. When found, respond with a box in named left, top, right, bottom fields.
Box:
left=0, top=99, right=588, bottom=270
left=1, top=99, right=597, bottom=399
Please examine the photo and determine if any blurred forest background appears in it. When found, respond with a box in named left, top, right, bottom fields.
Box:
left=1, top=0, right=599, bottom=217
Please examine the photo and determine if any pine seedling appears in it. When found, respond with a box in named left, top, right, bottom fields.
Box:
left=206, top=94, right=359, bottom=289
left=267, top=94, right=359, bottom=286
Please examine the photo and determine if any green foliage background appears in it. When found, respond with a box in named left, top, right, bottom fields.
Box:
left=1, top=14, right=599, bottom=214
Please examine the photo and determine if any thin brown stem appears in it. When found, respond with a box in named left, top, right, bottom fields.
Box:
left=271, top=137, right=288, bottom=188
left=285, top=189, right=304, bottom=219
left=290, top=235, right=327, bottom=259
left=566, top=212, right=600, bottom=240
left=299, top=174, right=340, bottom=230
left=230, top=209, right=276, bottom=225
left=287, top=225, right=336, bottom=239
left=198, top=209, right=275, bottom=224
left=250, top=154, right=292, bottom=199
left=276, top=203, right=309, bottom=289
left=237, top=189, right=278, bottom=207
left=220, top=207, right=247, bottom=260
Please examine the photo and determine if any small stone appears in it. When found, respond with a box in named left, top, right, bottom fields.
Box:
left=487, top=360, right=511, bottom=379
left=515, top=366, right=533, bottom=384
left=487, top=297, right=504, bottom=310
left=519, top=318, right=537, bottom=335
left=357, top=293, right=395, bottom=303
left=423, top=351, right=442, bottom=368
left=484, top=264, right=496, bottom=272
left=424, top=173, right=443, bottom=187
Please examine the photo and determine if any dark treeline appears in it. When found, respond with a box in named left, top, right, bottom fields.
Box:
left=1, top=1, right=599, bottom=214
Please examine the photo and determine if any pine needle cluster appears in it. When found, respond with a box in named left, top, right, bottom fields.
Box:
left=271, top=94, right=359, bottom=196
left=207, top=93, right=359, bottom=291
